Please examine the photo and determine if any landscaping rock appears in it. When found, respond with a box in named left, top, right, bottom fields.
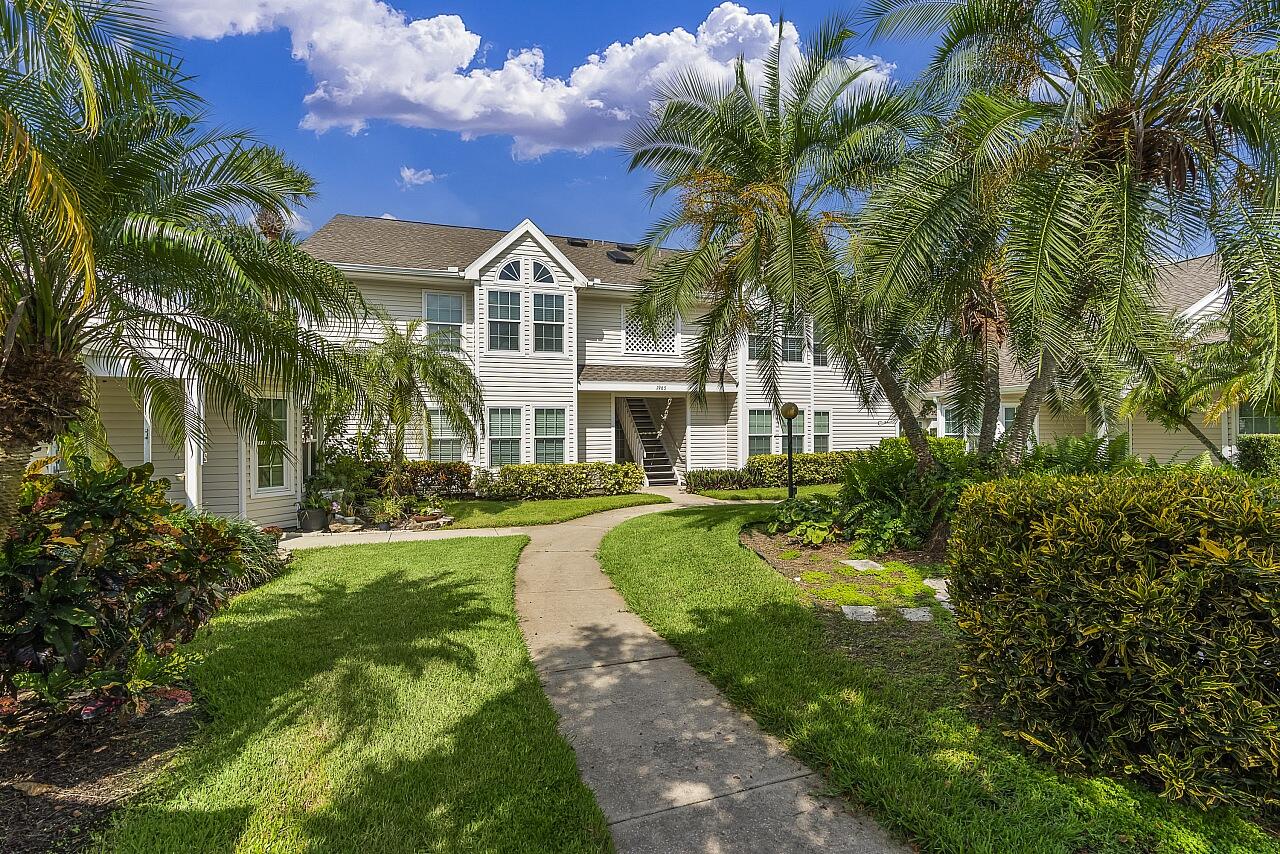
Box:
left=922, top=578, right=950, bottom=601
left=839, top=559, right=883, bottom=572
left=404, top=516, right=454, bottom=531
left=327, top=522, right=362, bottom=534
left=898, top=607, right=933, bottom=622
left=840, top=605, right=879, bottom=622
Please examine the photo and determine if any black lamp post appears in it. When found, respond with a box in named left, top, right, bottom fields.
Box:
left=780, top=402, right=799, bottom=500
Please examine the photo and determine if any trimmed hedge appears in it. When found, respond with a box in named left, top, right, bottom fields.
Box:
left=1237, top=434, right=1280, bottom=476
left=743, top=450, right=861, bottom=486
left=474, top=462, right=644, bottom=500
left=683, top=468, right=757, bottom=492
left=950, top=470, right=1280, bottom=811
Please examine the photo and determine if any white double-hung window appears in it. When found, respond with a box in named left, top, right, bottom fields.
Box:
left=535, top=408, right=566, bottom=463
left=428, top=409, right=463, bottom=462
left=424, top=292, right=464, bottom=350
left=813, top=411, right=830, bottom=452
left=748, top=409, right=773, bottom=457
left=489, top=407, right=522, bottom=466
left=255, top=398, right=288, bottom=491
left=533, top=293, right=564, bottom=353
left=488, top=290, right=521, bottom=351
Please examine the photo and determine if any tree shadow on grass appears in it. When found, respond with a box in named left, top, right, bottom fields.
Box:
left=106, top=539, right=609, bottom=853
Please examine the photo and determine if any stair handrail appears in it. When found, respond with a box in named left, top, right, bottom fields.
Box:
left=617, top=398, right=652, bottom=486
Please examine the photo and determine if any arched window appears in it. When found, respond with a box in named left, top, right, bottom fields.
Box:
left=497, top=259, right=521, bottom=281
left=532, top=260, right=555, bottom=284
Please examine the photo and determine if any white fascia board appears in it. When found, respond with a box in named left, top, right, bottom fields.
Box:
left=334, top=262, right=467, bottom=282
left=579, top=279, right=641, bottom=293
left=579, top=380, right=738, bottom=393
left=1179, top=284, right=1227, bottom=325
left=464, top=218, right=589, bottom=286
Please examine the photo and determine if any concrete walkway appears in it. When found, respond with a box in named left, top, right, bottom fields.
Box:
left=287, top=490, right=908, bottom=853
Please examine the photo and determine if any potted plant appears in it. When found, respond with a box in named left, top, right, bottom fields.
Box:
left=297, top=488, right=331, bottom=532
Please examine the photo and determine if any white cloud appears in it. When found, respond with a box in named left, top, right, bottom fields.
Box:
left=157, top=2, right=894, bottom=158
left=379, top=212, right=398, bottom=219
left=398, top=166, right=438, bottom=187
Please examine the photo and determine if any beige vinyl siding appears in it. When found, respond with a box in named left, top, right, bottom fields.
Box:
left=95, top=378, right=145, bottom=466
left=687, top=394, right=736, bottom=470
left=201, top=406, right=241, bottom=517
left=577, top=392, right=615, bottom=463
left=1038, top=410, right=1089, bottom=442
left=477, top=238, right=578, bottom=465
left=577, top=292, right=687, bottom=368
left=1128, top=413, right=1213, bottom=463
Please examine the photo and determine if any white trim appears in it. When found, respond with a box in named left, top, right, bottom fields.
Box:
left=578, top=380, right=737, bottom=393
left=334, top=262, right=465, bottom=280
left=141, top=391, right=153, bottom=464
left=182, top=379, right=204, bottom=510
left=465, top=219, right=589, bottom=285
left=619, top=303, right=680, bottom=356
left=249, top=396, right=294, bottom=500
left=1180, top=284, right=1227, bottom=323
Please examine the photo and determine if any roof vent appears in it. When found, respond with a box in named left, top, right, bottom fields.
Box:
left=615, top=242, right=639, bottom=252
left=607, top=249, right=635, bottom=264
left=566, top=236, right=589, bottom=247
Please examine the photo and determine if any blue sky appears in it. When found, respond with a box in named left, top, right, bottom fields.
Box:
left=163, top=2, right=934, bottom=242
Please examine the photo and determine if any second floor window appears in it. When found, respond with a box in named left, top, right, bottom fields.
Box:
left=535, top=408, right=566, bottom=463
left=489, top=407, right=521, bottom=466
left=533, top=293, right=564, bottom=352
left=424, top=292, right=464, bottom=350
left=497, top=259, right=521, bottom=281
left=532, top=261, right=555, bottom=283
left=488, top=290, right=520, bottom=351
left=781, top=325, right=805, bottom=362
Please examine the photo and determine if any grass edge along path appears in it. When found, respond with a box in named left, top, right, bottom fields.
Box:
left=597, top=505, right=1276, bottom=854
left=444, top=492, right=669, bottom=529
left=105, top=536, right=611, bottom=853
left=695, top=483, right=840, bottom=501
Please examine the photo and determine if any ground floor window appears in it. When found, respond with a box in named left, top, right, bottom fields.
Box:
left=256, top=398, right=288, bottom=490
left=489, top=407, right=522, bottom=466
left=1239, top=402, right=1280, bottom=435
left=428, top=409, right=463, bottom=461
left=782, top=409, right=805, bottom=455
left=535, top=408, right=566, bottom=463
left=748, top=409, right=772, bottom=456
left=813, top=411, right=830, bottom=453
left=942, top=405, right=977, bottom=448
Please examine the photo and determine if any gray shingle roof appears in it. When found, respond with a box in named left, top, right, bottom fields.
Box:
left=302, top=214, right=667, bottom=286
left=578, top=364, right=736, bottom=386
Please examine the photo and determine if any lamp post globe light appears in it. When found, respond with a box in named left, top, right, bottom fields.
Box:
left=780, top=402, right=800, bottom=500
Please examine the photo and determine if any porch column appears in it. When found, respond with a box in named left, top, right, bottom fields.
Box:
left=183, top=378, right=204, bottom=510
left=141, top=391, right=153, bottom=464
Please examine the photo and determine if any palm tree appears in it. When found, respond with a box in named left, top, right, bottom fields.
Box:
left=624, top=15, right=940, bottom=473
left=862, top=0, right=1280, bottom=458
left=0, top=80, right=363, bottom=522
left=346, top=316, right=485, bottom=493
left=1, top=1, right=178, bottom=311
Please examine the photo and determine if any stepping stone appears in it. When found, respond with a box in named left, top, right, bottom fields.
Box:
left=898, top=607, right=934, bottom=622
left=841, top=605, right=880, bottom=622
left=839, top=559, right=883, bottom=572
left=922, top=578, right=950, bottom=601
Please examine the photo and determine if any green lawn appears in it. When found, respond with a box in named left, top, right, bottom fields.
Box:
left=106, top=537, right=610, bottom=854
left=441, top=492, right=669, bottom=528
left=597, top=506, right=1276, bottom=854
left=696, top=483, right=840, bottom=501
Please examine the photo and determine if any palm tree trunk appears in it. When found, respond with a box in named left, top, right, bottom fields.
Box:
left=1005, top=351, right=1056, bottom=464
left=1178, top=415, right=1228, bottom=463
left=0, top=442, right=33, bottom=528
left=976, top=333, right=1002, bottom=457
left=851, top=338, right=936, bottom=476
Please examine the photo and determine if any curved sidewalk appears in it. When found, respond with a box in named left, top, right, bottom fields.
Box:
left=288, top=492, right=908, bottom=853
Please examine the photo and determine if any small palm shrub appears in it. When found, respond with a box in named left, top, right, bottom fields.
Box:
left=1017, top=434, right=1137, bottom=475
left=474, top=462, right=644, bottom=500
left=951, top=471, right=1280, bottom=812
left=1237, top=434, right=1280, bottom=476
left=684, top=468, right=758, bottom=492
left=1, top=459, right=287, bottom=712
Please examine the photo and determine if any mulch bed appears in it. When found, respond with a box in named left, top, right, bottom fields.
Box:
left=0, top=695, right=197, bottom=854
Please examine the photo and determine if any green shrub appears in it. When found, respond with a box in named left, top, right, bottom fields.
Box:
left=474, top=462, right=644, bottom=500
left=1237, top=434, right=1280, bottom=476
left=950, top=470, right=1280, bottom=812
left=684, top=468, right=757, bottom=492
left=368, top=460, right=472, bottom=497
left=1017, top=433, right=1137, bottom=475
left=742, top=450, right=861, bottom=486
left=1, top=459, right=285, bottom=712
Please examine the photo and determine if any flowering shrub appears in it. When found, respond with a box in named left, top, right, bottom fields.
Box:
left=0, top=458, right=285, bottom=712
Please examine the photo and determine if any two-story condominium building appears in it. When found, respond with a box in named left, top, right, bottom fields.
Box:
left=81, top=214, right=1257, bottom=528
